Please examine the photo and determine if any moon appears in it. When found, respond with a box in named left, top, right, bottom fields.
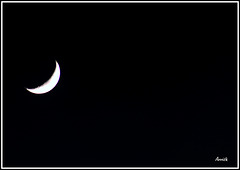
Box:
left=26, top=60, right=61, bottom=94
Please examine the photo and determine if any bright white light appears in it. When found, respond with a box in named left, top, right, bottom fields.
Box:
left=26, top=60, right=61, bottom=94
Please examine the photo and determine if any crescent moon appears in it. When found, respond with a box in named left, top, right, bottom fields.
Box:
left=26, top=60, right=61, bottom=94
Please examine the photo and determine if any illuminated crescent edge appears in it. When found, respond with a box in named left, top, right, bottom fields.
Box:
left=26, top=61, right=61, bottom=94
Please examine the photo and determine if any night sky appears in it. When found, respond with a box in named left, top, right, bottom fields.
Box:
left=3, top=2, right=238, bottom=167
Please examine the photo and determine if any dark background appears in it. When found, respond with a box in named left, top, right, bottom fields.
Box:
left=3, top=3, right=238, bottom=167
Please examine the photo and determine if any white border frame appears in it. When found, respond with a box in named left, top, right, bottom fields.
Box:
left=1, top=1, right=239, bottom=169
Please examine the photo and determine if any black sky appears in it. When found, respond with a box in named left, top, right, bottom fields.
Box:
left=3, top=2, right=238, bottom=167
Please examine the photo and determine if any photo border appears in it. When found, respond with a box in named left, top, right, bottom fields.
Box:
left=1, top=1, right=239, bottom=169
